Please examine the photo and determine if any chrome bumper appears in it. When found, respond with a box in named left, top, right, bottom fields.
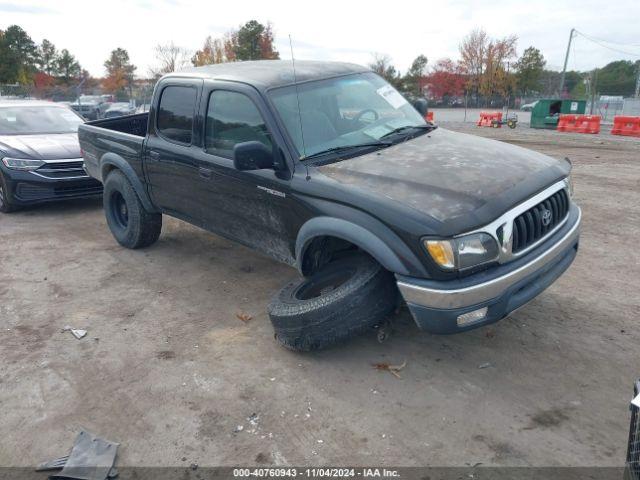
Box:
left=397, top=207, right=581, bottom=310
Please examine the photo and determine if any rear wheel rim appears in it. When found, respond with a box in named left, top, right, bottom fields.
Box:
left=110, top=191, right=129, bottom=229
left=294, top=268, right=355, bottom=300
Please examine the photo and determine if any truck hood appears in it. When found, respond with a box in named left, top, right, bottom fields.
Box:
left=317, top=128, right=570, bottom=232
left=0, top=133, right=81, bottom=160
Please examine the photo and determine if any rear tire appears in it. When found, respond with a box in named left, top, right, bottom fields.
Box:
left=268, top=254, right=397, bottom=351
left=0, top=173, right=17, bottom=213
left=103, top=170, right=161, bottom=249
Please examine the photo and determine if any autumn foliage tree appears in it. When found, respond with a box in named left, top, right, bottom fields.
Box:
left=459, top=28, right=517, bottom=105
left=425, top=58, right=466, bottom=102
left=192, top=20, right=279, bottom=67
left=103, top=48, right=136, bottom=99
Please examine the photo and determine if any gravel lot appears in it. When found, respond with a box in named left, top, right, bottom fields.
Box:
left=1, top=122, right=638, bottom=469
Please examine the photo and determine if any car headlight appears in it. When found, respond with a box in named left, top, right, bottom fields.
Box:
left=1, top=157, right=45, bottom=171
left=424, top=232, right=499, bottom=271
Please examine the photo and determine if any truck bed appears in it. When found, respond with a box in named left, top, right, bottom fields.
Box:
left=86, top=112, right=149, bottom=137
left=78, top=113, right=148, bottom=183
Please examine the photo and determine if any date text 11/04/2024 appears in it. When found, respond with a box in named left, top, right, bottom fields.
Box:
left=232, top=468, right=400, bottom=477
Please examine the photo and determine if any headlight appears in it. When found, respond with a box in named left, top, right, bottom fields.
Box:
left=424, top=232, right=499, bottom=271
left=566, top=173, right=573, bottom=197
left=1, top=157, right=45, bottom=171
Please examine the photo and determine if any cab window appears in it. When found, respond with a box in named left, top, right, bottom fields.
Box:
left=205, top=90, right=272, bottom=158
left=157, top=86, right=196, bottom=144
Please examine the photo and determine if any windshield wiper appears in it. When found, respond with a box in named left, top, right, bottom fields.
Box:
left=379, top=124, right=437, bottom=139
left=301, top=141, right=392, bottom=160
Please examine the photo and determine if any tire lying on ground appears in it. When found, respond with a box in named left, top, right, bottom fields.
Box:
left=103, top=170, right=162, bottom=249
left=268, top=254, right=398, bottom=351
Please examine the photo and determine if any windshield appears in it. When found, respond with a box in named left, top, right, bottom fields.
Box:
left=0, top=106, right=84, bottom=135
left=269, top=72, right=426, bottom=158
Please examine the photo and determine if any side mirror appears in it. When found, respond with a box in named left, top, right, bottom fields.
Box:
left=233, top=141, right=275, bottom=171
left=412, top=98, right=429, bottom=117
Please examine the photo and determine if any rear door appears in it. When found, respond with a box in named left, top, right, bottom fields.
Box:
left=190, top=81, right=297, bottom=264
left=144, top=79, right=203, bottom=222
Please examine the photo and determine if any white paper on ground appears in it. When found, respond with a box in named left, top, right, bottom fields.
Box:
left=71, top=329, right=87, bottom=339
left=632, top=393, right=640, bottom=408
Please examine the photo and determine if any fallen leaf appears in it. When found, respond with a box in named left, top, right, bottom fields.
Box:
left=236, top=312, right=252, bottom=322
left=485, top=330, right=495, bottom=338
left=372, top=360, right=407, bottom=378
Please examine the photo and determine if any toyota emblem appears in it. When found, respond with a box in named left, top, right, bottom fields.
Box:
left=541, top=209, right=552, bottom=226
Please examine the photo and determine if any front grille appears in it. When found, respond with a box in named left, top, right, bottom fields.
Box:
left=36, top=160, right=87, bottom=179
left=627, top=381, right=640, bottom=480
left=512, top=188, right=570, bottom=253
left=53, top=182, right=103, bottom=196
left=15, top=181, right=102, bottom=201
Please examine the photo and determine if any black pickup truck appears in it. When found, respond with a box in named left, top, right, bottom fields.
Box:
left=79, top=60, right=581, bottom=351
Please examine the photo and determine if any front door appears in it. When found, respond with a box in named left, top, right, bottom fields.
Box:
left=190, top=83, right=297, bottom=264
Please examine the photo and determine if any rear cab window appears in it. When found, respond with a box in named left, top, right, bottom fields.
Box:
left=205, top=90, right=272, bottom=158
left=157, top=86, right=197, bottom=144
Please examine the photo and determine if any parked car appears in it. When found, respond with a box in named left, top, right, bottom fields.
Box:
left=521, top=100, right=538, bottom=112
left=0, top=100, right=103, bottom=213
left=79, top=61, right=581, bottom=351
left=104, top=102, right=136, bottom=118
left=70, top=95, right=108, bottom=120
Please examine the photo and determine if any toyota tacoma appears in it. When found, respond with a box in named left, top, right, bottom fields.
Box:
left=78, top=60, right=581, bottom=351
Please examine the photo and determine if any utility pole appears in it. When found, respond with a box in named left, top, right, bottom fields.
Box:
left=559, top=28, right=576, bottom=98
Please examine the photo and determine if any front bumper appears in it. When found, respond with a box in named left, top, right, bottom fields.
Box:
left=1, top=163, right=103, bottom=206
left=397, top=205, right=581, bottom=334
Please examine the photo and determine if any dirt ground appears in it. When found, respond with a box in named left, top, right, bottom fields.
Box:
left=1, top=123, right=639, bottom=468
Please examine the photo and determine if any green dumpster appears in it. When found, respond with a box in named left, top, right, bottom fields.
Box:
left=530, top=99, right=586, bottom=129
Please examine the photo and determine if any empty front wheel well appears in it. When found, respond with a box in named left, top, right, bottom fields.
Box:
left=300, top=236, right=367, bottom=277
left=101, top=164, right=117, bottom=181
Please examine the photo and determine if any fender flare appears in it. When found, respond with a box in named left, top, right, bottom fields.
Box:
left=295, top=216, right=414, bottom=276
left=100, top=153, right=159, bottom=213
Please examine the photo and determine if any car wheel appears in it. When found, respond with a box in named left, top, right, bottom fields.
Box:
left=0, top=173, right=17, bottom=213
left=268, top=254, right=398, bottom=351
left=103, top=170, right=162, bottom=249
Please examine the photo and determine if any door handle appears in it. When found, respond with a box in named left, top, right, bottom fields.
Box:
left=148, top=150, right=161, bottom=161
left=199, top=167, right=212, bottom=179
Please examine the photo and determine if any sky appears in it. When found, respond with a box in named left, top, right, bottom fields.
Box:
left=2, top=0, right=640, bottom=78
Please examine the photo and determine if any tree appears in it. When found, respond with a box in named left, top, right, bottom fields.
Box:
left=36, top=39, right=58, bottom=76
left=403, top=54, right=428, bottom=96
left=459, top=28, right=517, bottom=105
left=479, top=35, right=517, bottom=99
left=225, top=20, right=279, bottom=61
left=150, top=42, right=191, bottom=78
left=595, top=60, right=639, bottom=96
left=103, top=48, right=136, bottom=99
left=368, top=53, right=401, bottom=87
left=192, top=36, right=228, bottom=66
left=425, top=58, right=466, bottom=102
left=459, top=28, right=488, bottom=100
left=0, top=25, right=37, bottom=84
left=515, top=47, right=546, bottom=95
left=55, top=48, right=81, bottom=83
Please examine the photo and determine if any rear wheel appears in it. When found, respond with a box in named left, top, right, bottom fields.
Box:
left=0, top=173, right=17, bottom=213
left=103, top=170, right=162, bottom=249
left=268, top=254, right=398, bottom=351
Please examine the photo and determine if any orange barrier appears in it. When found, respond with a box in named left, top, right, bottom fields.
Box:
left=611, top=116, right=640, bottom=137
left=557, top=114, right=601, bottom=134
left=477, top=111, right=502, bottom=128
left=425, top=111, right=434, bottom=122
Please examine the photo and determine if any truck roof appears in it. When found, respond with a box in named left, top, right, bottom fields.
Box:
left=166, top=60, right=370, bottom=90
